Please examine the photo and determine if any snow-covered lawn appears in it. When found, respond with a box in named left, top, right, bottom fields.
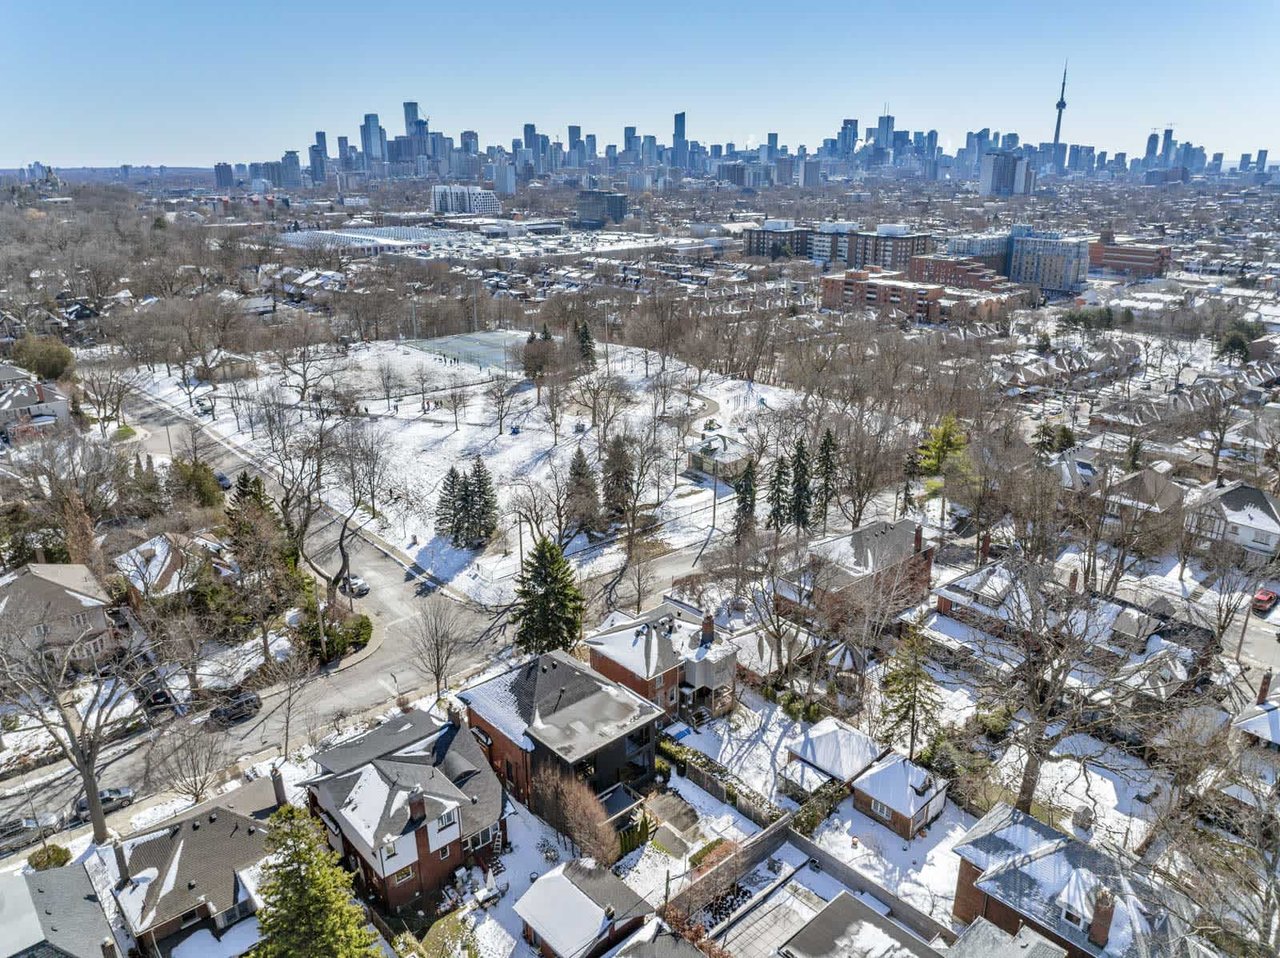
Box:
left=811, top=799, right=976, bottom=929
left=666, top=774, right=761, bottom=845
left=992, top=731, right=1171, bottom=849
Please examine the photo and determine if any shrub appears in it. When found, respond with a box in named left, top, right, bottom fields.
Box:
left=111, top=425, right=137, bottom=442
left=803, top=701, right=823, bottom=723
left=793, top=781, right=847, bottom=836
left=689, top=836, right=726, bottom=870
left=974, top=703, right=1014, bottom=740
left=301, top=612, right=373, bottom=661
left=657, top=738, right=690, bottom=764
left=13, top=335, right=73, bottom=380
left=0, top=713, right=19, bottom=733
left=723, top=783, right=738, bottom=804
left=29, top=843, right=71, bottom=871
left=655, top=756, right=671, bottom=780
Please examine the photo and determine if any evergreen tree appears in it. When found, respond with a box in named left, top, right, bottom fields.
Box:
left=512, top=537, right=586, bottom=655
left=733, top=458, right=757, bottom=543
left=1032, top=420, right=1056, bottom=457
left=602, top=434, right=634, bottom=518
left=256, top=805, right=380, bottom=958
left=437, top=467, right=462, bottom=544
left=814, top=429, right=838, bottom=535
left=539, top=323, right=553, bottom=342
left=1054, top=424, right=1075, bottom=453
left=577, top=321, right=597, bottom=370
left=880, top=623, right=940, bottom=761
left=766, top=455, right=790, bottom=531
left=467, top=457, right=499, bottom=543
left=920, top=413, right=965, bottom=475
left=567, top=446, right=601, bottom=535
left=451, top=470, right=474, bottom=546
left=790, top=436, right=812, bottom=531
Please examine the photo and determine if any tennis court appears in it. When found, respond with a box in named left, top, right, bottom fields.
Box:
left=404, top=330, right=529, bottom=371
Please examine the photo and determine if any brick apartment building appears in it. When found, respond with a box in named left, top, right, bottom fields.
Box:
left=820, top=267, right=944, bottom=321
left=907, top=254, right=1028, bottom=297
left=1088, top=230, right=1172, bottom=278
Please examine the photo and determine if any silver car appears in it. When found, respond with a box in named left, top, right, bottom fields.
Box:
left=0, top=814, right=62, bottom=855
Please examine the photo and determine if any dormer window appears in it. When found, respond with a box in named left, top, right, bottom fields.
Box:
left=1062, top=905, right=1085, bottom=928
left=437, top=809, right=457, bottom=830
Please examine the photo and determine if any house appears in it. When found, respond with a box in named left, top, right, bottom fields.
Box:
left=949, top=917, right=1066, bottom=958
left=306, top=709, right=505, bottom=913
left=686, top=432, right=752, bottom=482
left=586, top=597, right=737, bottom=723
left=779, top=890, right=940, bottom=958
left=0, top=381, right=70, bottom=440
left=89, top=807, right=270, bottom=957
left=1184, top=478, right=1280, bottom=555
left=1093, top=464, right=1186, bottom=526
left=459, top=651, right=664, bottom=806
left=776, top=519, right=934, bottom=630
left=850, top=753, right=948, bottom=841
left=514, top=860, right=651, bottom=958
left=0, top=563, right=121, bottom=664
left=113, top=531, right=238, bottom=602
left=0, top=864, right=117, bottom=958
left=781, top=717, right=886, bottom=800
left=952, top=802, right=1201, bottom=958
left=0, top=362, right=32, bottom=386
left=722, top=621, right=822, bottom=687
left=609, top=918, right=704, bottom=958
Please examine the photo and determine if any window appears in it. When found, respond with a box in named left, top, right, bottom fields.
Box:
left=870, top=798, right=892, bottom=820
left=70, top=612, right=89, bottom=629
left=393, top=865, right=416, bottom=886
left=384, top=842, right=398, bottom=859
left=504, top=759, right=514, bottom=783
left=439, top=845, right=450, bottom=861
left=31, top=623, right=50, bottom=638
left=1062, top=906, right=1085, bottom=928
left=465, top=826, right=495, bottom=852
left=436, top=809, right=457, bottom=830
left=1254, top=530, right=1271, bottom=545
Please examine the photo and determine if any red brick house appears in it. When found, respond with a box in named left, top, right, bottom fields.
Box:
left=514, top=860, right=651, bottom=958
left=306, top=709, right=505, bottom=913
left=586, top=597, right=737, bottom=723
left=459, top=651, right=664, bottom=807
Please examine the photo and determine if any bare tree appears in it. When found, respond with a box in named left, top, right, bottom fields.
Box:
left=153, top=723, right=230, bottom=804
left=76, top=357, right=141, bottom=437
left=376, top=356, right=402, bottom=410
left=444, top=377, right=470, bottom=431
left=484, top=373, right=517, bottom=435
left=408, top=601, right=469, bottom=702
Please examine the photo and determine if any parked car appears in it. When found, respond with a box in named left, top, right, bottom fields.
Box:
left=1253, top=589, right=1278, bottom=615
left=194, top=397, right=214, bottom=416
left=209, top=690, right=262, bottom=727
left=0, top=814, right=62, bottom=856
left=214, top=470, right=233, bottom=491
left=74, top=787, right=136, bottom=821
left=340, top=574, right=370, bottom=597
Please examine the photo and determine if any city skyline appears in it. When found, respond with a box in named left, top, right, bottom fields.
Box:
left=2, top=0, right=1278, bottom=168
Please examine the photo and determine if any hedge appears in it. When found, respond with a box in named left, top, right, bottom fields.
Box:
left=688, top=836, right=727, bottom=869
left=29, top=844, right=71, bottom=871
left=793, top=780, right=847, bottom=836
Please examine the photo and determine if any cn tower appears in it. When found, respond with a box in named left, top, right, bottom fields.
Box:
left=1051, top=63, right=1068, bottom=170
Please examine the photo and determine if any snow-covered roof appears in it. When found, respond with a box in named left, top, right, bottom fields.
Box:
left=514, top=861, right=650, bottom=958
left=787, top=717, right=886, bottom=783
left=851, top=753, right=946, bottom=818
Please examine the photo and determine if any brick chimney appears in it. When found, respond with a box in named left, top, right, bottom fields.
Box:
left=112, top=842, right=129, bottom=889
left=979, top=531, right=991, bottom=560
left=913, top=524, right=923, bottom=553
left=1089, top=887, right=1115, bottom=949
left=101, top=939, right=119, bottom=958
left=408, top=786, right=426, bottom=822
left=1068, top=567, right=1079, bottom=592
left=1258, top=669, right=1274, bottom=706
left=701, top=614, right=715, bottom=645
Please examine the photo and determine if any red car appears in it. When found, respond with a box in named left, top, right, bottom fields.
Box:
left=1252, top=589, right=1279, bottom=615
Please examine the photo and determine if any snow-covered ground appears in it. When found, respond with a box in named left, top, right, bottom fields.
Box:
left=138, top=338, right=804, bottom=604
left=811, top=799, right=976, bottom=930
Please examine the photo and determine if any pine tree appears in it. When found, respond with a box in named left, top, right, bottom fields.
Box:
left=467, top=457, right=499, bottom=543
left=567, top=446, right=601, bottom=535
left=512, top=537, right=586, bottom=654
left=920, top=414, right=964, bottom=475
left=815, top=429, right=838, bottom=535
left=256, top=805, right=380, bottom=958
left=539, top=323, right=553, bottom=342
left=577, top=321, right=597, bottom=370
left=437, top=467, right=462, bottom=544
left=602, top=434, right=633, bottom=518
left=790, top=436, right=812, bottom=531
left=880, top=623, right=940, bottom=761
left=1032, top=420, right=1056, bottom=457
left=766, top=455, right=790, bottom=531
left=733, top=457, right=757, bottom=543
left=451, top=470, right=474, bottom=546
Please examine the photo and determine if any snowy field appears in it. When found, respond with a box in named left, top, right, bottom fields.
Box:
left=138, top=337, right=802, bottom=605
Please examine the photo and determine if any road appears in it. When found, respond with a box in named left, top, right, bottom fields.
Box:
left=0, top=393, right=504, bottom=838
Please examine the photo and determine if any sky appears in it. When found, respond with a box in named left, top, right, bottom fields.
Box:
left=2, top=0, right=1278, bottom=169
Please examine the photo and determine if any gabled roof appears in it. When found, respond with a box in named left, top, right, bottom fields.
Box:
left=852, top=753, right=946, bottom=817
left=514, top=860, right=650, bottom=958
left=787, top=717, right=886, bottom=783
left=0, top=563, right=108, bottom=622
left=778, top=890, right=937, bottom=958
left=587, top=598, right=733, bottom=680
left=0, top=864, right=115, bottom=958
left=309, top=710, right=502, bottom=848
left=460, top=652, right=663, bottom=762
left=950, top=916, right=1066, bottom=958
left=1190, top=480, right=1280, bottom=534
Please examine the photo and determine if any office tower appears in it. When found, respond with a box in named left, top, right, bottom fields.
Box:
left=584, top=134, right=597, bottom=159
left=403, top=102, right=420, bottom=138
left=214, top=162, right=233, bottom=189
left=360, top=114, right=384, bottom=164
left=766, top=132, right=779, bottom=161
left=1240, top=153, right=1252, bottom=172
left=308, top=145, right=325, bottom=184
left=875, top=114, right=894, bottom=148
left=1143, top=133, right=1159, bottom=169
left=314, top=131, right=327, bottom=158
left=623, top=126, right=637, bottom=155
left=1000, top=132, right=1020, bottom=151
left=461, top=130, right=479, bottom=154
left=925, top=130, right=938, bottom=158
left=523, top=123, right=537, bottom=152
left=837, top=119, right=858, bottom=157
left=1160, top=127, right=1174, bottom=168
left=568, top=125, right=582, bottom=150
left=673, top=112, right=688, bottom=169
left=1051, top=63, right=1067, bottom=171
left=336, top=136, right=349, bottom=170
left=281, top=151, right=302, bottom=188
left=641, top=135, right=658, bottom=166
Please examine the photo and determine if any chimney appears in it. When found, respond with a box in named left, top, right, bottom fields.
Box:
left=914, top=524, right=923, bottom=553
left=270, top=766, right=288, bottom=808
left=101, top=939, right=119, bottom=958
left=1068, top=567, right=1079, bottom=592
left=979, top=531, right=991, bottom=560
left=1216, top=473, right=1226, bottom=488
left=1088, top=887, right=1115, bottom=948
left=408, top=786, right=426, bottom=822
left=112, top=842, right=129, bottom=888
left=701, top=614, right=715, bottom=646
left=446, top=702, right=467, bottom=728
left=1258, top=669, right=1274, bottom=706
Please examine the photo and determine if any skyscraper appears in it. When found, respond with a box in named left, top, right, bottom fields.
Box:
left=360, top=114, right=384, bottom=165
left=673, top=112, right=688, bottom=169
left=281, top=150, right=302, bottom=189
left=522, top=123, right=537, bottom=152
left=213, top=162, right=233, bottom=189
left=1144, top=133, right=1159, bottom=169
left=460, top=130, right=479, bottom=154
left=1160, top=127, right=1175, bottom=168
left=1051, top=63, right=1067, bottom=171
left=837, top=119, right=858, bottom=157
left=336, top=136, right=350, bottom=171
left=623, top=126, right=637, bottom=155
left=403, top=102, right=420, bottom=138
left=1257, top=149, right=1269, bottom=173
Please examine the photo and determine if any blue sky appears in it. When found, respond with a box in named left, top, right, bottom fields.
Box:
left=2, top=0, right=1277, bottom=167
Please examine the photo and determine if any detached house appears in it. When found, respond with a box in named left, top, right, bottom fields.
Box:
left=0, top=380, right=70, bottom=441
left=1184, top=478, right=1280, bottom=556
left=113, top=531, right=238, bottom=602
left=586, top=597, right=737, bottom=723
left=306, top=709, right=505, bottom=913
left=514, top=860, right=651, bottom=958
left=952, top=803, right=1204, bottom=958
left=0, top=563, right=125, bottom=665
left=459, top=652, right=664, bottom=807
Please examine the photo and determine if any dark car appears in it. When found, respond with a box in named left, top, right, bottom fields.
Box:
left=340, top=574, right=370, bottom=597
left=209, top=690, right=262, bottom=726
left=74, top=787, right=135, bottom=821
left=214, top=470, right=233, bottom=491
